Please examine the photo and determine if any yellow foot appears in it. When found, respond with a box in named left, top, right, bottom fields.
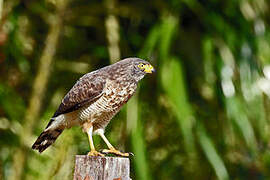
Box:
left=87, top=150, right=105, bottom=157
left=100, top=148, right=133, bottom=157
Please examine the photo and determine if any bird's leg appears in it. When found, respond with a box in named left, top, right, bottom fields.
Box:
left=97, top=130, right=130, bottom=157
left=84, top=124, right=104, bottom=157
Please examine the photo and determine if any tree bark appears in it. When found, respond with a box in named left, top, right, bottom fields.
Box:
left=73, top=156, right=130, bottom=180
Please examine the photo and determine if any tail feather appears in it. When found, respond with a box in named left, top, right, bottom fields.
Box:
left=32, top=128, right=63, bottom=153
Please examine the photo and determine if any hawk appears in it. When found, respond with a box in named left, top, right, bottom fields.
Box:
left=32, top=57, right=155, bottom=156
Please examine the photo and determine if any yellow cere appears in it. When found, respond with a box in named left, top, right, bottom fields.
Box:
left=144, top=64, right=154, bottom=73
left=138, top=63, right=154, bottom=73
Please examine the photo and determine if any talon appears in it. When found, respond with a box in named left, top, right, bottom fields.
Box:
left=88, top=150, right=104, bottom=157
left=128, top=152, right=134, bottom=156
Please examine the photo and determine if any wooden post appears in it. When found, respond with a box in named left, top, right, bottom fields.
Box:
left=73, top=155, right=130, bottom=180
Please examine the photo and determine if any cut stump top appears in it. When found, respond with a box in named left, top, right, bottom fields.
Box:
left=73, top=155, right=130, bottom=180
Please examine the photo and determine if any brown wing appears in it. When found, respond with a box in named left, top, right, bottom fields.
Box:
left=35, top=72, right=106, bottom=151
left=52, top=72, right=106, bottom=118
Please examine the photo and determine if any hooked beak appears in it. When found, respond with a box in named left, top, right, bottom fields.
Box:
left=144, top=64, right=155, bottom=74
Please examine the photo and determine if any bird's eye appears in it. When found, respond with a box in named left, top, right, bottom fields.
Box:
left=138, top=63, right=145, bottom=69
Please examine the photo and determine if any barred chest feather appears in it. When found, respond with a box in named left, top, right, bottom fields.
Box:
left=78, top=79, right=137, bottom=130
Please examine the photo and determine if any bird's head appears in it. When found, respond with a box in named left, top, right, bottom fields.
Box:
left=129, top=58, right=155, bottom=82
left=114, top=57, right=155, bottom=82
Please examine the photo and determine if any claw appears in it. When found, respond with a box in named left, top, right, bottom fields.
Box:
left=128, top=152, right=134, bottom=156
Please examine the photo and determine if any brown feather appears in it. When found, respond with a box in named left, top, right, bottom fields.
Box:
left=52, top=75, right=106, bottom=118
left=32, top=128, right=63, bottom=153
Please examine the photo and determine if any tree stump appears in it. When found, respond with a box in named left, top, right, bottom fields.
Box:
left=73, top=155, right=130, bottom=180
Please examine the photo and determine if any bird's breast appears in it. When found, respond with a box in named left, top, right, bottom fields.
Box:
left=78, top=81, right=137, bottom=127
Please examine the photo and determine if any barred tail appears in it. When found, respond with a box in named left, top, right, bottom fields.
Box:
left=32, top=128, right=63, bottom=153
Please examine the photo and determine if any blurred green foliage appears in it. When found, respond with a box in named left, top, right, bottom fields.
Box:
left=1, top=0, right=270, bottom=179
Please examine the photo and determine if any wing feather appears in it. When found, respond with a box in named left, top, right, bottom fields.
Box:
left=52, top=72, right=106, bottom=118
